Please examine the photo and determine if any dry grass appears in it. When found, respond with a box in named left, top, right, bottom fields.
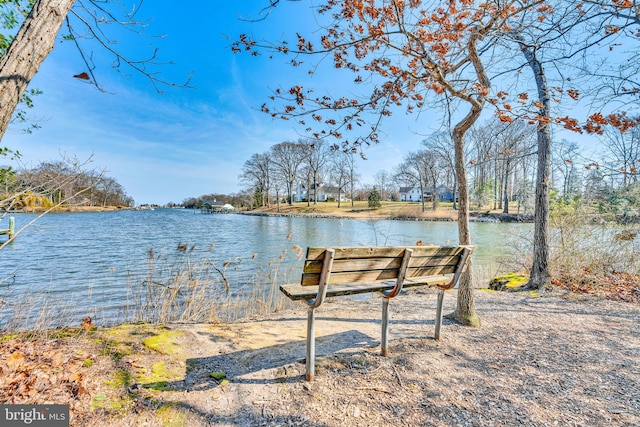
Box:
left=393, top=204, right=458, bottom=220
left=499, top=212, right=640, bottom=301
left=120, top=243, right=300, bottom=325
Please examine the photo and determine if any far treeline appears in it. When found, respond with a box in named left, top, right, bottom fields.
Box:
left=0, top=158, right=133, bottom=212
left=236, top=118, right=640, bottom=219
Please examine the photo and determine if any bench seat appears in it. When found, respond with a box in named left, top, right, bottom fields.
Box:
left=280, top=275, right=451, bottom=300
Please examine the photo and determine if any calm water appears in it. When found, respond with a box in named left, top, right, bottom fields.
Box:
left=0, top=209, right=531, bottom=326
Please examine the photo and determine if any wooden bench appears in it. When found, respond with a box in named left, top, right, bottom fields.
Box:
left=280, top=245, right=474, bottom=381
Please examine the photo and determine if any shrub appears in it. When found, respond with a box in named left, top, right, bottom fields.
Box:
left=368, top=188, right=381, bottom=209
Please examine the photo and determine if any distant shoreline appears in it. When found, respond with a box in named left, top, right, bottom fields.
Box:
left=240, top=207, right=534, bottom=223
left=4, top=203, right=537, bottom=223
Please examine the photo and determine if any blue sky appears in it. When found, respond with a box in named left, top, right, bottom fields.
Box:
left=3, top=2, right=421, bottom=205
left=4, top=2, right=622, bottom=206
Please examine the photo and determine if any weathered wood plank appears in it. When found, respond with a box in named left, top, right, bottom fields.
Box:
left=408, top=255, right=461, bottom=269
left=401, top=275, right=450, bottom=288
left=303, top=254, right=462, bottom=275
left=303, top=257, right=403, bottom=274
left=301, top=269, right=398, bottom=286
left=305, top=246, right=466, bottom=261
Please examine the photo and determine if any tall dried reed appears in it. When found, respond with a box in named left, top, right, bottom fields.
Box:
left=120, top=241, right=301, bottom=325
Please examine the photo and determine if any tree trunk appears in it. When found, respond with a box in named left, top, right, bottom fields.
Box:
left=287, top=180, right=293, bottom=205
left=494, top=159, right=499, bottom=210
left=452, top=178, right=457, bottom=210
left=529, top=125, right=552, bottom=289
left=0, top=0, right=75, bottom=140
left=445, top=28, right=489, bottom=327
left=516, top=35, right=552, bottom=291
left=449, top=108, right=480, bottom=327
left=503, top=159, right=510, bottom=214
left=431, top=180, right=437, bottom=211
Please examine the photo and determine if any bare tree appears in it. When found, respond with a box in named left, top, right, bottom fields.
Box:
left=373, top=170, right=394, bottom=202
left=598, top=123, right=640, bottom=188
left=300, top=138, right=329, bottom=205
left=239, top=153, right=272, bottom=207
left=345, top=151, right=360, bottom=207
left=329, top=150, right=351, bottom=208
left=423, top=132, right=457, bottom=209
left=492, top=120, right=536, bottom=214
left=270, top=141, right=305, bottom=206
left=499, top=0, right=640, bottom=289
left=552, top=139, right=582, bottom=200
left=395, top=151, right=429, bottom=213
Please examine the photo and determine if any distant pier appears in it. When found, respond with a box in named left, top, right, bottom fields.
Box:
left=0, top=217, right=15, bottom=241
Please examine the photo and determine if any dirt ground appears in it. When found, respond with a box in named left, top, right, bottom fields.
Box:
left=1, top=287, right=639, bottom=426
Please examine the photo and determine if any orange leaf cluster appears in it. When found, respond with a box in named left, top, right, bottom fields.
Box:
left=567, top=89, right=579, bottom=100
left=556, top=116, right=581, bottom=132
left=497, top=111, right=514, bottom=123
left=243, top=0, right=571, bottom=147
left=585, top=112, right=640, bottom=134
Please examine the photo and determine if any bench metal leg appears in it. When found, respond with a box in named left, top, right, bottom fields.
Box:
left=306, top=307, right=316, bottom=381
left=381, top=297, right=390, bottom=356
left=435, top=289, right=445, bottom=340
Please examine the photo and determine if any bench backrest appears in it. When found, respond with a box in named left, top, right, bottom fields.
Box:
left=300, top=245, right=472, bottom=286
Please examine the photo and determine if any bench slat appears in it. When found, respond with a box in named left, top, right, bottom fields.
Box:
left=402, top=275, right=450, bottom=288
left=305, top=246, right=466, bottom=260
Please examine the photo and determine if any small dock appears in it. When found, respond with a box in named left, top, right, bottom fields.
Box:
left=201, top=202, right=235, bottom=214
left=0, top=217, right=15, bottom=241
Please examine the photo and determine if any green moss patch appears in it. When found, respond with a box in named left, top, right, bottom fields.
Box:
left=105, top=368, right=133, bottom=388
left=487, top=273, right=529, bottom=291
left=90, top=395, right=126, bottom=411
left=98, top=339, right=133, bottom=361
left=209, top=371, right=226, bottom=380
left=137, top=361, right=182, bottom=391
left=157, top=403, right=191, bottom=427
left=142, top=331, right=183, bottom=355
